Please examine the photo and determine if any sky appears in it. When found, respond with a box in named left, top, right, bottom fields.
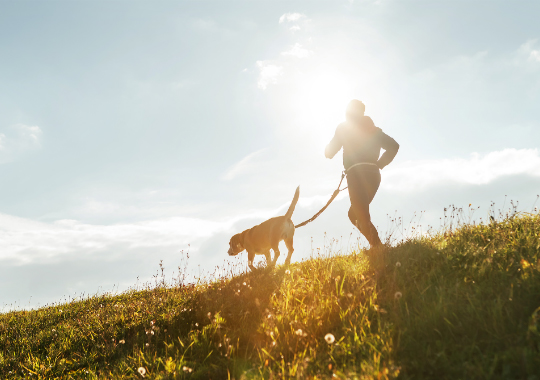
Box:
left=1, top=0, right=539, bottom=309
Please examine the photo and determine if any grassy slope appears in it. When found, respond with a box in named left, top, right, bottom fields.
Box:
left=1, top=214, right=540, bottom=379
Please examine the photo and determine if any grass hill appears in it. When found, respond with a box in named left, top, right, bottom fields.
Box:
left=1, top=213, right=540, bottom=379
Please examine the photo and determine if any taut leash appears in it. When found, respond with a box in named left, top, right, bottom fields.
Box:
left=294, top=162, right=378, bottom=229
left=294, top=172, right=348, bottom=228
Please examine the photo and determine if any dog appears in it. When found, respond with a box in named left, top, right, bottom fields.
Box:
left=227, top=186, right=300, bottom=271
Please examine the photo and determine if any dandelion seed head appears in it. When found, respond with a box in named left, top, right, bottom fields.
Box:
left=395, top=262, right=401, bottom=267
left=137, top=367, right=146, bottom=377
left=182, top=366, right=193, bottom=373
left=394, top=291, right=403, bottom=300
left=324, top=333, right=335, bottom=344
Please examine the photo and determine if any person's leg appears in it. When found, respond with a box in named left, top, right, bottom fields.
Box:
left=365, top=170, right=382, bottom=246
left=347, top=169, right=382, bottom=247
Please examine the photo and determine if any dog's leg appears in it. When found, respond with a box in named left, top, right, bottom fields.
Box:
left=247, top=250, right=257, bottom=272
left=271, top=246, right=281, bottom=267
left=263, top=250, right=272, bottom=268
left=284, top=238, right=294, bottom=265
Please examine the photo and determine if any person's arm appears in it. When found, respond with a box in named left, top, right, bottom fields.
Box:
left=325, top=125, right=343, bottom=159
left=376, top=131, right=399, bottom=169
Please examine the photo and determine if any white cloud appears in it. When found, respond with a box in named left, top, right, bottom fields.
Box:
left=0, top=212, right=227, bottom=265
left=222, top=148, right=268, bottom=180
left=0, top=124, right=42, bottom=164
left=256, top=61, right=283, bottom=90
left=281, top=43, right=312, bottom=58
left=289, top=25, right=301, bottom=32
left=279, top=12, right=306, bottom=23
left=383, top=149, right=540, bottom=191
left=519, top=39, right=540, bottom=63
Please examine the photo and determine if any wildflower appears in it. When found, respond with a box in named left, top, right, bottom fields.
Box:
left=295, top=328, right=307, bottom=337
left=145, top=343, right=149, bottom=347
left=137, top=367, right=146, bottom=377
left=119, top=339, right=125, bottom=344
left=243, top=282, right=246, bottom=286
left=324, top=333, right=335, bottom=344
left=182, top=366, right=193, bottom=373
left=285, top=269, right=291, bottom=275
left=395, top=262, right=401, bottom=267
left=207, top=312, right=212, bottom=319
left=195, top=323, right=198, bottom=327
left=394, top=291, right=403, bottom=300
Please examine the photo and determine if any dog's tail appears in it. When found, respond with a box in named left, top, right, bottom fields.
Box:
left=284, top=186, right=300, bottom=220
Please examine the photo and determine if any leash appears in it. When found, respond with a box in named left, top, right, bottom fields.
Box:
left=294, top=162, right=378, bottom=229
left=294, top=172, right=348, bottom=228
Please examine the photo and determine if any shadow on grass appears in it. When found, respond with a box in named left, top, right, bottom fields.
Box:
left=368, top=215, right=540, bottom=379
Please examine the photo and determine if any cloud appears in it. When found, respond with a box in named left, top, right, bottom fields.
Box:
left=0, top=124, right=42, bottom=164
left=281, top=43, right=312, bottom=58
left=0, top=213, right=227, bottom=265
left=222, top=148, right=268, bottom=180
left=518, top=39, right=540, bottom=63
left=383, top=149, right=540, bottom=191
left=289, top=25, right=301, bottom=32
left=256, top=61, right=283, bottom=90
left=279, top=12, right=307, bottom=23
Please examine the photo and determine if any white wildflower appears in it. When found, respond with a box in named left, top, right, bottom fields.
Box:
left=324, top=333, right=335, bottom=344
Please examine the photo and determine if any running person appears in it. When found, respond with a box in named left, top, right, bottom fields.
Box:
left=325, top=100, right=399, bottom=249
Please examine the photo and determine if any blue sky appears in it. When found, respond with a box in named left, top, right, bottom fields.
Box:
left=1, top=0, right=539, bottom=309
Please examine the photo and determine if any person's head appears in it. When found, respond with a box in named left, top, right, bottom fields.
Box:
left=346, top=99, right=365, bottom=123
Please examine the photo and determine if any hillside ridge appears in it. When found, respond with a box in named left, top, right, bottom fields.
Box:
left=1, top=213, right=540, bottom=379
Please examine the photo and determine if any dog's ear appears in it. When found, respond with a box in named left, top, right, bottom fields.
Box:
left=238, top=231, right=247, bottom=247
left=230, top=233, right=243, bottom=249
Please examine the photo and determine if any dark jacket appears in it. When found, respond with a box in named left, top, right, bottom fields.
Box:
left=325, top=116, right=399, bottom=170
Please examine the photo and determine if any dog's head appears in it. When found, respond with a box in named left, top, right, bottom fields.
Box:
left=227, top=232, right=245, bottom=256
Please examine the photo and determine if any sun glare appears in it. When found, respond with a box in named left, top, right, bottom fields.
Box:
left=286, top=68, right=358, bottom=147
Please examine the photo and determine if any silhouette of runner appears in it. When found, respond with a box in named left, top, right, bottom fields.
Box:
left=325, top=100, right=399, bottom=249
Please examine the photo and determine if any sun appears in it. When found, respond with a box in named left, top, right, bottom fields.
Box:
left=285, top=67, right=358, bottom=146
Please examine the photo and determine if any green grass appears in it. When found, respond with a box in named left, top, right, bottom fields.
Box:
left=1, top=213, right=540, bottom=379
